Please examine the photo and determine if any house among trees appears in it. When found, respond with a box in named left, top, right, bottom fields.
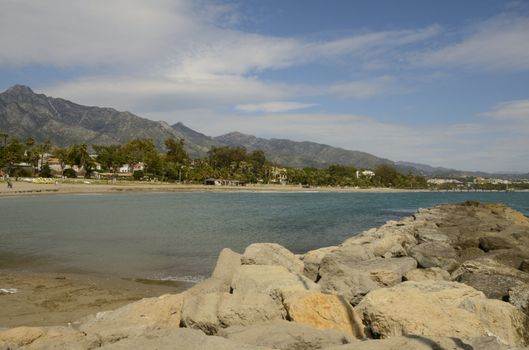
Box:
left=204, top=178, right=244, bottom=186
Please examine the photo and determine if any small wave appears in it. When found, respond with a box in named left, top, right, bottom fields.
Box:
left=158, top=275, right=206, bottom=283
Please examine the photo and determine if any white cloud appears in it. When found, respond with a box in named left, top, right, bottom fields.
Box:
left=480, top=99, right=529, bottom=121
left=416, top=14, right=529, bottom=70
left=235, top=101, right=317, bottom=113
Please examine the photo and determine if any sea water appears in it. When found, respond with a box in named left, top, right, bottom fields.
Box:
left=0, top=191, right=528, bottom=281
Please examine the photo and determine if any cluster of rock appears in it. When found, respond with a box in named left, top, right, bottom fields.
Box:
left=2, top=201, right=529, bottom=349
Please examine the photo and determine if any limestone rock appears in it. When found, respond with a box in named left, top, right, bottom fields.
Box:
left=79, top=293, right=183, bottom=344
left=242, top=243, right=304, bottom=274
left=301, top=246, right=338, bottom=281
left=184, top=248, right=242, bottom=297
left=219, top=321, right=356, bottom=350
left=280, top=290, right=365, bottom=338
left=98, top=328, right=270, bottom=350
left=212, top=248, right=242, bottom=282
left=510, top=284, right=529, bottom=315
left=217, top=292, right=287, bottom=328
left=0, top=326, right=96, bottom=350
left=231, top=265, right=319, bottom=295
left=181, top=291, right=286, bottom=335
left=323, top=336, right=525, bottom=350
left=403, top=267, right=450, bottom=282
left=409, top=241, right=459, bottom=272
left=318, top=257, right=417, bottom=305
left=451, top=258, right=529, bottom=300
left=356, top=280, right=529, bottom=347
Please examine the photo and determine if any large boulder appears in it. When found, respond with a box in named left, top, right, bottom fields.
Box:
left=301, top=246, right=338, bottom=281
left=78, top=293, right=183, bottom=345
left=219, top=321, right=356, bottom=350
left=318, top=256, right=417, bottom=305
left=242, top=243, right=304, bottom=274
left=409, top=241, right=459, bottom=272
left=0, top=326, right=96, bottom=350
left=181, top=292, right=286, bottom=335
left=356, top=280, right=529, bottom=347
left=403, top=267, right=450, bottom=282
left=280, top=290, right=365, bottom=339
left=98, top=328, right=270, bottom=350
left=231, top=265, right=319, bottom=295
left=451, top=258, right=529, bottom=301
left=184, top=248, right=242, bottom=297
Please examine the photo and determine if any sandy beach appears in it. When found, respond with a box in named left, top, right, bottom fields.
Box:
left=0, top=180, right=429, bottom=197
left=0, top=269, right=192, bottom=328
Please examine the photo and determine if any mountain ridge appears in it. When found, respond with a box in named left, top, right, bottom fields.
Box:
left=1, top=85, right=524, bottom=178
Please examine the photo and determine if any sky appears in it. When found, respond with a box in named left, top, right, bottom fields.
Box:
left=1, top=0, right=529, bottom=173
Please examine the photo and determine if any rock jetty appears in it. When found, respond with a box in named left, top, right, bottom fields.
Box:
left=1, top=201, right=529, bottom=349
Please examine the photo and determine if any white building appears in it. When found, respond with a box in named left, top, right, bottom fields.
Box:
left=356, top=170, right=375, bottom=178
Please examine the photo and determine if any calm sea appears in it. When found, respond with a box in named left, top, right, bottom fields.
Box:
left=1, top=192, right=528, bottom=282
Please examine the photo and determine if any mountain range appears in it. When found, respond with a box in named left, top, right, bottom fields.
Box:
left=1, top=85, right=526, bottom=179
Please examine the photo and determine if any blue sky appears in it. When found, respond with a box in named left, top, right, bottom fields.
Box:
left=1, top=0, right=529, bottom=172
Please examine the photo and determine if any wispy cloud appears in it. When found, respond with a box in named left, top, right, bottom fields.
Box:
left=415, top=14, right=529, bottom=71
left=235, top=101, right=317, bottom=113
left=480, top=99, right=529, bottom=120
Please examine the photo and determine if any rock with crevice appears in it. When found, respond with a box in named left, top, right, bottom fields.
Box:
left=356, top=280, right=529, bottom=347
left=318, top=256, right=417, bottom=305
left=280, top=290, right=365, bottom=338
left=403, top=267, right=450, bottom=282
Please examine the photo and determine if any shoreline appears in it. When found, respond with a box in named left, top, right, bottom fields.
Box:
left=0, top=269, right=193, bottom=328
left=1, top=181, right=525, bottom=198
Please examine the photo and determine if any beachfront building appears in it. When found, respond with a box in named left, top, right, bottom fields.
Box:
left=118, top=162, right=145, bottom=174
left=356, top=170, right=375, bottom=178
left=204, top=178, right=243, bottom=186
left=269, top=167, right=288, bottom=185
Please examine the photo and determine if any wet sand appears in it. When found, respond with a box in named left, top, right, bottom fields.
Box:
left=0, top=180, right=429, bottom=197
left=0, top=269, right=192, bottom=328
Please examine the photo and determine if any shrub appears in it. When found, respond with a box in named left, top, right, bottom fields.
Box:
left=133, top=170, right=144, bottom=181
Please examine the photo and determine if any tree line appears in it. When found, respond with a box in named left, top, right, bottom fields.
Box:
left=0, top=136, right=428, bottom=188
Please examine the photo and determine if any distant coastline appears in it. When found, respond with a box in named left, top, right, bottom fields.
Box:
left=0, top=181, right=448, bottom=197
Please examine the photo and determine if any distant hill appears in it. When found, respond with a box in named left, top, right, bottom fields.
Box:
left=215, top=132, right=394, bottom=169
left=1, top=85, right=525, bottom=178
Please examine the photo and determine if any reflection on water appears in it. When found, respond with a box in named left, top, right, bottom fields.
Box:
left=0, top=191, right=528, bottom=280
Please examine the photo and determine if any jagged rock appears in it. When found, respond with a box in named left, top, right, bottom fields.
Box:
left=242, top=243, right=304, bottom=274
left=78, top=293, right=183, bottom=345
left=181, top=292, right=286, bottom=335
left=219, top=321, right=356, bottom=350
left=323, top=335, right=526, bottom=350
left=356, top=280, right=529, bottom=347
left=409, top=241, right=459, bottom=272
left=280, top=290, right=365, bottom=338
left=0, top=326, right=97, bottom=350
left=318, top=257, right=417, bottom=305
left=510, top=284, right=529, bottom=315
left=212, top=248, right=242, bottom=282
left=98, top=328, right=270, bottom=350
left=403, top=267, right=450, bottom=282
left=451, top=258, right=529, bottom=300
left=231, top=265, right=320, bottom=295
left=301, top=246, right=338, bottom=281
